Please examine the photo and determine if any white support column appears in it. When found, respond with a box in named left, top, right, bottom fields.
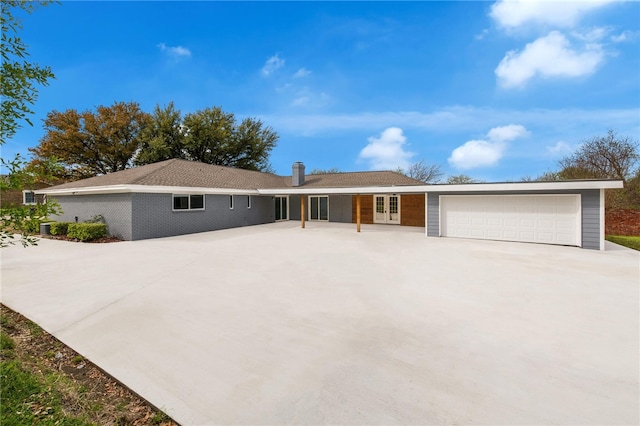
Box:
left=424, top=192, right=428, bottom=237
left=600, top=188, right=605, bottom=251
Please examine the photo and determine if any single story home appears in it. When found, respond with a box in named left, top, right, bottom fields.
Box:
left=37, top=159, right=623, bottom=250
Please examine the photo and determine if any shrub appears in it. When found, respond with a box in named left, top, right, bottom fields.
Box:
left=23, top=216, right=51, bottom=234
left=67, top=223, right=107, bottom=242
left=50, top=222, right=72, bottom=236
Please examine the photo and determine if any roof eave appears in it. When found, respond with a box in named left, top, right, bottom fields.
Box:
left=36, top=184, right=259, bottom=196
left=37, top=180, right=624, bottom=197
left=258, top=180, right=624, bottom=195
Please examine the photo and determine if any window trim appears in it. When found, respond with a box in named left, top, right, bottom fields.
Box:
left=229, top=195, right=234, bottom=210
left=247, top=195, right=252, bottom=209
left=172, top=194, right=205, bottom=212
left=22, top=190, right=36, bottom=205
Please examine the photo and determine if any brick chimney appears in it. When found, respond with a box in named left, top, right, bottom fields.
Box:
left=292, top=162, right=305, bottom=186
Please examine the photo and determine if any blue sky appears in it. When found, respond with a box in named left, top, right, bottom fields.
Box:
left=5, top=0, right=640, bottom=181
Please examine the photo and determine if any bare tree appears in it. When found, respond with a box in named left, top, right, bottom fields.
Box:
left=446, top=174, right=480, bottom=184
left=555, top=130, right=639, bottom=209
left=558, top=130, right=639, bottom=181
left=309, top=167, right=341, bottom=174
left=401, top=160, right=444, bottom=183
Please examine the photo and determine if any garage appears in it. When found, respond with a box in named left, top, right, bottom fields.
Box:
left=440, top=194, right=581, bottom=246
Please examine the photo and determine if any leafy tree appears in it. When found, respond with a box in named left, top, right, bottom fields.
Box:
left=1, top=0, right=55, bottom=142
left=401, top=160, right=443, bottom=183
left=133, top=102, right=185, bottom=166
left=1, top=0, right=59, bottom=247
left=30, top=101, right=151, bottom=179
left=177, top=107, right=277, bottom=171
left=136, top=105, right=278, bottom=172
left=446, top=174, right=480, bottom=184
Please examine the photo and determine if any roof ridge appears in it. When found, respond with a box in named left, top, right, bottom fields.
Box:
left=169, top=158, right=284, bottom=178
left=129, top=159, right=178, bottom=185
left=305, top=170, right=414, bottom=177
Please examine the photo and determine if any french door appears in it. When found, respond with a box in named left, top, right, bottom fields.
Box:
left=374, top=194, right=400, bottom=224
left=275, top=196, right=288, bottom=221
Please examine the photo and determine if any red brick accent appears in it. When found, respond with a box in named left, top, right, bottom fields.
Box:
left=606, top=209, right=640, bottom=236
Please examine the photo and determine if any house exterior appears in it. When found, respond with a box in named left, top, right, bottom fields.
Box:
left=1, top=182, right=49, bottom=208
left=37, top=159, right=623, bottom=250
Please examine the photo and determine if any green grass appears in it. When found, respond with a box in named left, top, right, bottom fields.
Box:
left=0, top=356, right=93, bottom=426
left=606, top=235, right=640, bottom=251
left=0, top=321, right=93, bottom=426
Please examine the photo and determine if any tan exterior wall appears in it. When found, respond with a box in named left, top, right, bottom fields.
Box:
left=351, top=194, right=424, bottom=227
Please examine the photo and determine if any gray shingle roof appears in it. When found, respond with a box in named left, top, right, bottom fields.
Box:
left=44, top=159, right=424, bottom=191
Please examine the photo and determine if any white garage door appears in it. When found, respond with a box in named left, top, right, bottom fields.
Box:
left=440, top=195, right=581, bottom=246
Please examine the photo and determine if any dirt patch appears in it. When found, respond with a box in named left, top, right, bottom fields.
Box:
left=0, top=304, right=178, bottom=425
left=41, top=234, right=123, bottom=243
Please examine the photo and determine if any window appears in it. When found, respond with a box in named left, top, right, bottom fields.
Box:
left=247, top=195, right=252, bottom=209
left=190, top=194, right=204, bottom=209
left=173, top=194, right=205, bottom=211
left=23, top=190, right=36, bottom=205
left=229, top=195, right=234, bottom=209
left=309, top=196, right=329, bottom=221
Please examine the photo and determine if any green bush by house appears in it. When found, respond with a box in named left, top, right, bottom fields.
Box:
left=49, top=222, right=73, bottom=236
left=23, top=217, right=51, bottom=234
left=67, top=223, right=107, bottom=242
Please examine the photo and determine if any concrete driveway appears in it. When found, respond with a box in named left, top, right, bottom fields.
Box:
left=1, top=222, right=638, bottom=425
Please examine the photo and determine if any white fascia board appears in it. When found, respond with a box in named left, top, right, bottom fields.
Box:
left=36, top=184, right=259, bottom=196
left=37, top=180, right=623, bottom=197
left=426, top=180, right=623, bottom=192
left=257, top=180, right=623, bottom=195
left=257, top=186, right=416, bottom=195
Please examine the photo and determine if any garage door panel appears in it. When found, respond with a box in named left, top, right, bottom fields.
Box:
left=537, top=219, right=553, bottom=228
left=471, top=217, right=485, bottom=226
left=487, top=229, right=502, bottom=238
left=557, top=220, right=574, bottom=229
left=520, top=218, right=535, bottom=228
left=441, top=195, right=580, bottom=246
left=537, top=232, right=554, bottom=243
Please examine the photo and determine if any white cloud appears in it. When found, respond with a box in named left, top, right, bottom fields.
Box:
left=358, top=127, right=414, bottom=170
left=490, top=0, right=615, bottom=30
left=448, top=124, right=529, bottom=170
left=260, top=106, right=639, bottom=136
left=475, top=29, right=490, bottom=40
left=495, top=31, right=604, bottom=88
left=611, top=30, right=638, bottom=43
left=547, top=141, right=574, bottom=155
left=292, top=96, right=310, bottom=106
left=572, top=26, right=611, bottom=43
left=449, top=140, right=505, bottom=170
left=262, top=54, right=284, bottom=76
left=289, top=87, right=330, bottom=108
left=293, top=68, right=311, bottom=78
left=486, top=123, right=529, bottom=142
left=157, top=43, right=191, bottom=58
